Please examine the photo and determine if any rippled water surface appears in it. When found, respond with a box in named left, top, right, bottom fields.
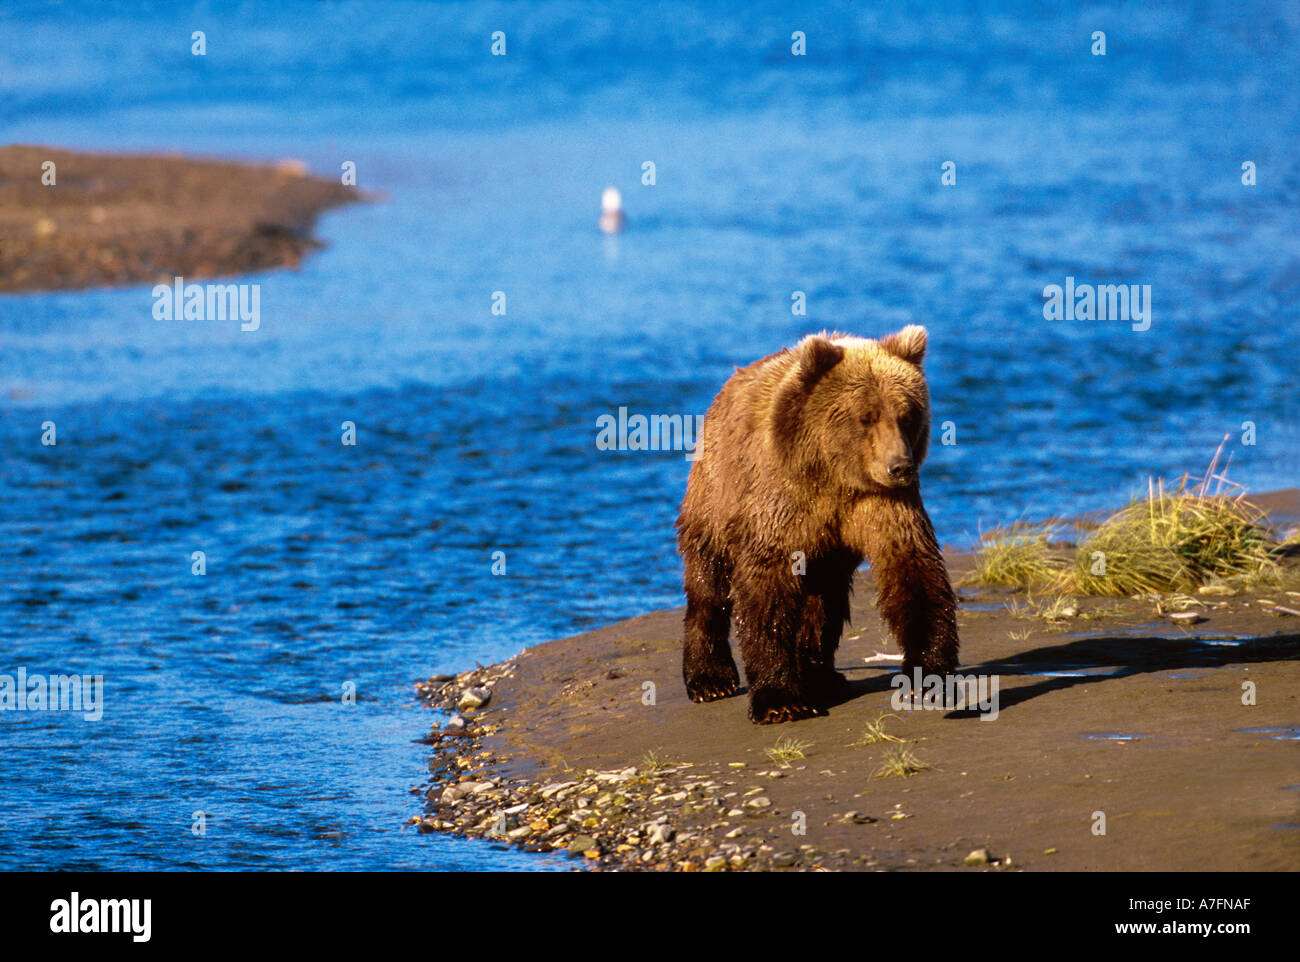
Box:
left=1, top=1, right=1297, bottom=869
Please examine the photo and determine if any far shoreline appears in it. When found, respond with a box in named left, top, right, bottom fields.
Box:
left=0, top=144, right=365, bottom=294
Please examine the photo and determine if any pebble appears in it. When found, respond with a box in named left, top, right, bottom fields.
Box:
left=841, top=811, right=877, bottom=824
left=458, top=687, right=491, bottom=710
left=539, top=780, right=578, bottom=799
left=567, top=835, right=598, bottom=855
left=1167, top=611, right=1203, bottom=625
left=964, top=848, right=991, bottom=866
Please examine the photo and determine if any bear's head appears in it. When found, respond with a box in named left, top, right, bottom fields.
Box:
left=770, top=325, right=932, bottom=492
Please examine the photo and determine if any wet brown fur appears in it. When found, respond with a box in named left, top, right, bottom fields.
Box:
left=675, top=326, right=959, bottom=723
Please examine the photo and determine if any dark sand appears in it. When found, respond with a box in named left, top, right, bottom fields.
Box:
left=0, top=145, right=362, bottom=293
left=416, top=490, right=1300, bottom=871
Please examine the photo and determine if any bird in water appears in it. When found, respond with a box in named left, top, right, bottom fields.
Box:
left=598, top=186, right=625, bottom=234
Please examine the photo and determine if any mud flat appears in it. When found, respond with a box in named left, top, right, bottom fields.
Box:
left=411, top=490, right=1300, bottom=871
left=0, top=145, right=362, bottom=293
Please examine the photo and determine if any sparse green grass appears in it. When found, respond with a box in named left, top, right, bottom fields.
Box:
left=764, top=736, right=812, bottom=766
left=964, top=525, right=1067, bottom=590
left=1007, top=628, right=1032, bottom=641
left=1036, top=595, right=1079, bottom=621
left=640, top=749, right=680, bottom=772
left=852, top=714, right=904, bottom=746
left=873, top=746, right=930, bottom=779
left=1004, top=595, right=1076, bottom=622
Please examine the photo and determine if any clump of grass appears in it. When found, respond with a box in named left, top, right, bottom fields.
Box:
left=1073, top=453, right=1279, bottom=596
left=980, top=442, right=1284, bottom=598
left=764, top=736, right=811, bottom=766
left=1035, top=595, right=1079, bottom=621
left=965, top=524, right=1067, bottom=590
left=852, top=714, right=904, bottom=746
left=873, top=746, right=930, bottom=779
left=640, top=749, right=680, bottom=772
left=1004, top=594, right=1077, bottom=622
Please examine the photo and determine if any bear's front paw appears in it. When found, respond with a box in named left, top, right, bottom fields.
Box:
left=747, top=686, right=827, bottom=724
left=685, top=664, right=742, bottom=703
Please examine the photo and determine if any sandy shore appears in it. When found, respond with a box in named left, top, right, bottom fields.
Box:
left=0, top=145, right=362, bottom=293
left=412, top=489, right=1300, bottom=871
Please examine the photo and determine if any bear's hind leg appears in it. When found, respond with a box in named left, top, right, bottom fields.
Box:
left=682, top=548, right=741, bottom=702
left=811, top=576, right=854, bottom=704
left=806, top=559, right=857, bottom=702
left=735, top=581, right=828, bottom=724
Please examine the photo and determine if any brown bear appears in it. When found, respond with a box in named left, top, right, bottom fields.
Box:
left=676, top=326, right=959, bottom=723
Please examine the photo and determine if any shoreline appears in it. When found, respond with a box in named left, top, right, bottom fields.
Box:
left=410, top=488, right=1300, bottom=871
left=0, top=145, right=363, bottom=294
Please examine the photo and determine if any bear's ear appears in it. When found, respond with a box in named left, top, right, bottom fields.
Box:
left=796, top=335, right=845, bottom=382
left=770, top=335, right=844, bottom=455
left=879, top=325, right=927, bottom=365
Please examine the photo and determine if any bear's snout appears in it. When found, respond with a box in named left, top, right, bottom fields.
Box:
left=886, top=454, right=915, bottom=482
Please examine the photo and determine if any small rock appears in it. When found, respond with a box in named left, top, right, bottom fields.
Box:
left=458, top=687, right=491, bottom=710
left=964, top=848, right=991, bottom=866
left=1167, top=611, right=1203, bottom=625
left=1197, top=584, right=1236, bottom=596
left=704, top=856, right=727, bottom=871
left=539, top=780, right=578, bottom=799
left=649, top=824, right=674, bottom=844
left=567, top=835, right=598, bottom=855
left=445, top=714, right=467, bottom=731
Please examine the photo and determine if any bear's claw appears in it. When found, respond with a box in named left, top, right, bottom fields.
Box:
left=689, top=685, right=739, bottom=703
left=750, top=702, right=827, bottom=724
left=685, top=665, right=741, bottom=703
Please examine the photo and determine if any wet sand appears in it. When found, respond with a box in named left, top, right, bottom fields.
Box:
left=414, top=490, right=1300, bottom=871
left=0, top=145, right=362, bottom=293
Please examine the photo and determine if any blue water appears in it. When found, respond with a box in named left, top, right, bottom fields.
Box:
left=1, top=1, right=1297, bottom=870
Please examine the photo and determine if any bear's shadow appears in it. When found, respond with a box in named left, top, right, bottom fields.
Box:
left=830, top=631, right=1300, bottom=718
